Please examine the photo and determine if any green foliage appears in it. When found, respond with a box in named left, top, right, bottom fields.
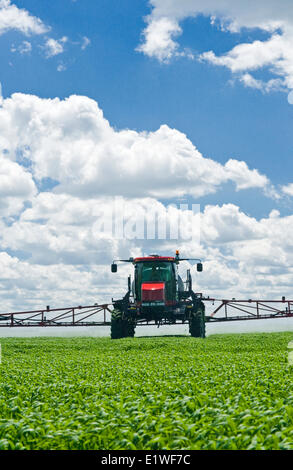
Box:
left=0, top=332, right=293, bottom=450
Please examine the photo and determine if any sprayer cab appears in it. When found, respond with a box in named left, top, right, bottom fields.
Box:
left=134, top=256, right=176, bottom=306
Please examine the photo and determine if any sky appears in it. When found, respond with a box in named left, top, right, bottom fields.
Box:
left=1, top=0, right=293, bottom=331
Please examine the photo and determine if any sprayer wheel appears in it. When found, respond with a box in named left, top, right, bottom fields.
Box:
left=111, top=309, right=136, bottom=339
left=110, top=308, right=125, bottom=339
left=189, top=304, right=206, bottom=338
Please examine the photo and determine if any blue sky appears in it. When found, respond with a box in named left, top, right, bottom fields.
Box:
left=2, top=0, right=293, bottom=310
left=1, top=0, right=293, bottom=221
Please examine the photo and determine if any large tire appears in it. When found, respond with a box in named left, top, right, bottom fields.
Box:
left=111, top=309, right=136, bottom=339
left=111, top=309, right=125, bottom=339
left=189, top=304, right=206, bottom=338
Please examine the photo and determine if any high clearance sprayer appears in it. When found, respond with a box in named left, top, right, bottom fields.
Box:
left=0, top=251, right=292, bottom=337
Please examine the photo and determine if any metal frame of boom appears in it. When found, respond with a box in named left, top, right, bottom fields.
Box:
left=0, top=297, right=292, bottom=327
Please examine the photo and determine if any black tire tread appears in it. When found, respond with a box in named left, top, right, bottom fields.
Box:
left=111, top=308, right=136, bottom=339
left=189, top=304, right=206, bottom=338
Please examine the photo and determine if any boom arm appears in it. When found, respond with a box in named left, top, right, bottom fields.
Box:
left=0, top=298, right=292, bottom=327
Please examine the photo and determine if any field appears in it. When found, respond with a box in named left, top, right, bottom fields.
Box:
left=0, top=332, right=293, bottom=450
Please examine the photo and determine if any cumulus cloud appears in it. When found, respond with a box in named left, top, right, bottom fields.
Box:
left=136, top=17, right=182, bottom=62
left=0, top=93, right=271, bottom=199
left=239, top=73, right=285, bottom=94
left=81, top=36, right=91, bottom=50
left=0, top=193, right=202, bottom=308
left=0, top=0, right=48, bottom=36
left=57, top=63, right=67, bottom=72
left=282, top=183, right=293, bottom=197
left=3, top=193, right=293, bottom=306
left=43, top=36, right=68, bottom=58
left=0, top=251, right=117, bottom=311
left=200, top=32, right=293, bottom=91
left=187, top=204, right=293, bottom=299
left=201, top=203, right=263, bottom=244
left=11, top=40, right=32, bottom=55
left=0, top=157, right=36, bottom=216
left=138, top=0, right=293, bottom=92
left=0, top=193, right=201, bottom=263
left=0, top=91, right=291, bottom=311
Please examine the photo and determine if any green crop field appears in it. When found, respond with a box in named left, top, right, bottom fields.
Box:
left=0, top=332, right=293, bottom=450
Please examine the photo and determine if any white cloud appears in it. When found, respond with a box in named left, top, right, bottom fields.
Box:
left=3, top=193, right=293, bottom=306
left=0, top=93, right=272, bottom=199
left=57, top=63, right=67, bottom=72
left=200, top=35, right=287, bottom=73
left=43, top=36, right=68, bottom=58
left=144, top=0, right=292, bottom=30
left=0, top=194, right=197, bottom=260
left=288, top=90, right=293, bottom=104
left=200, top=32, right=293, bottom=91
left=11, top=40, right=32, bottom=55
left=0, top=157, right=36, bottom=216
left=0, top=0, right=48, bottom=36
left=0, top=91, right=291, bottom=311
left=136, top=17, right=182, bottom=62
left=224, top=159, right=269, bottom=191
left=282, top=183, right=293, bottom=197
left=190, top=204, right=293, bottom=299
left=0, top=157, right=35, bottom=198
left=81, top=36, right=91, bottom=50
left=0, top=251, right=116, bottom=311
left=0, top=193, right=202, bottom=307
left=138, top=0, right=293, bottom=92
left=239, top=73, right=285, bottom=94
left=201, top=203, right=263, bottom=244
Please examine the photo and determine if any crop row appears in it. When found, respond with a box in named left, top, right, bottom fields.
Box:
left=0, top=332, right=292, bottom=449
